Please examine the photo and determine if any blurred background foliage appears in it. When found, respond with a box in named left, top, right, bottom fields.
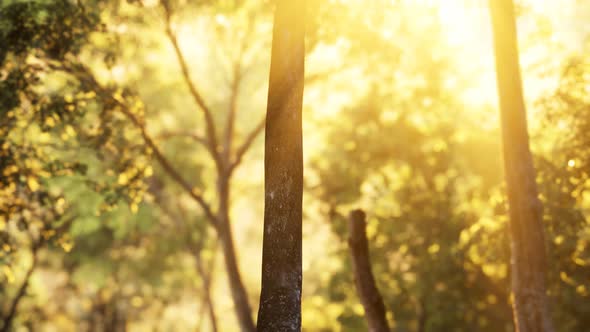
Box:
left=1, top=0, right=589, bottom=331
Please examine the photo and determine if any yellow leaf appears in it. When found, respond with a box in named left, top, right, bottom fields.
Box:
left=42, top=229, right=56, bottom=239
left=113, top=90, right=124, bottom=102
left=428, top=243, right=440, bottom=255
left=65, top=125, right=76, bottom=137
left=130, top=203, right=138, bottom=214
left=554, top=235, right=564, bottom=245
left=143, top=166, right=153, bottom=177
left=60, top=237, right=74, bottom=253
left=573, top=257, right=587, bottom=266
left=131, top=296, right=143, bottom=307
left=38, top=132, right=51, bottom=143
left=45, top=117, right=55, bottom=128
left=118, top=173, right=129, bottom=185
left=3, top=266, right=15, bottom=283
left=3, top=165, right=18, bottom=176
left=27, top=177, right=40, bottom=192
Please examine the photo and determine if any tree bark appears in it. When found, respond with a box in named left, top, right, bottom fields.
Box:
left=256, top=1, right=306, bottom=331
left=488, top=1, right=555, bottom=331
left=217, top=176, right=256, bottom=332
left=348, top=210, right=390, bottom=332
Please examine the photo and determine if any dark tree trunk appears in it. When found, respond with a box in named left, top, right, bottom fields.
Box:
left=488, top=1, right=555, bottom=331
left=256, top=1, right=306, bottom=331
left=348, top=210, right=390, bottom=332
left=217, top=176, right=256, bottom=332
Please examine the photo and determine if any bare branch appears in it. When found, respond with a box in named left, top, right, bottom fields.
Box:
left=157, top=131, right=216, bottom=158
left=222, top=64, right=242, bottom=166
left=228, top=117, right=265, bottom=174
left=118, top=105, right=218, bottom=228
left=222, top=15, right=256, bottom=167
left=161, top=2, right=223, bottom=170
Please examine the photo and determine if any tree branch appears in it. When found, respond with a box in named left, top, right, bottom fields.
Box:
left=161, top=1, right=222, bottom=171
left=59, top=60, right=219, bottom=228
left=222, top=63, right=242, bottom=168
left=228, top=117, right=265, bottom=174
left=222, top=15, right=256, bottom=169
left=152, top=192, right=219, bottom=332
left=118, top=105, right=218, bottom=229
left=157, top=131, right=217, bottom=159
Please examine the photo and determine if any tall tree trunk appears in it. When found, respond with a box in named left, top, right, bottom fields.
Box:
left=217, top=176, right=256, bottom=332
left=257, top=1, right=306, bottom=331
left=348, top=210, right=390, bottom=332
left=488, top=1, right=555, bottom=331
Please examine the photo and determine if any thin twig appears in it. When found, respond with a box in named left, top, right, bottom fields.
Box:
left=157, top=131, right=216, bottom=158
left=228, top=117, right=265, bottom=174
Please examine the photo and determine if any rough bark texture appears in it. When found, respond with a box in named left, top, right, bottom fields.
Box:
left=348, top=210, right=390, bottom=332
left=256, top=1, right=306, bottom=331
left=488, top=1, right=555, bottom=331
left=218, top=176, right=256, bottom=332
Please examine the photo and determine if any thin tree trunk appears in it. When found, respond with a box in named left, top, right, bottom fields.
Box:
left=488, top=1, right=555, bottom=331
left=217, top=177, right=256, bottom=332
left=174, top=200, right=220, bottom=332
left=348, top=210, right=390, bottom=332
left=257, top=1, right=306, bottom=331
left=193, top=245, right=219, bottom=332
left=0, top=245, right=38, bottom=332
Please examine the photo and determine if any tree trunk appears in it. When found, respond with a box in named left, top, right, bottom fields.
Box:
left=348, top=210, right=390, bottom=332
left=1, top=244, right=38, bottom=332
left=256, top=1, right=306, bottom=331
left=217, top=176, right=256, bottom=332
left=488, top=1, right=555, bottom=331
left=193, top=245, right=218, bottom=332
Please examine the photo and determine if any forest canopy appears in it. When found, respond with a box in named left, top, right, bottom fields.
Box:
left=1, top=0, right=589, bottom=331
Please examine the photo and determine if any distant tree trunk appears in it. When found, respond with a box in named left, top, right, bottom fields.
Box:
left=488, top=1, right=555, bottom=331
left=192, top=242, right=218, bottom=332
left=256, top=1, right=306, bottom=331
left=348, top=210, right=390, bottom=332
left=0, top=242, right=39, bottom=332
left=217, top=176, right=256, bottom=332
